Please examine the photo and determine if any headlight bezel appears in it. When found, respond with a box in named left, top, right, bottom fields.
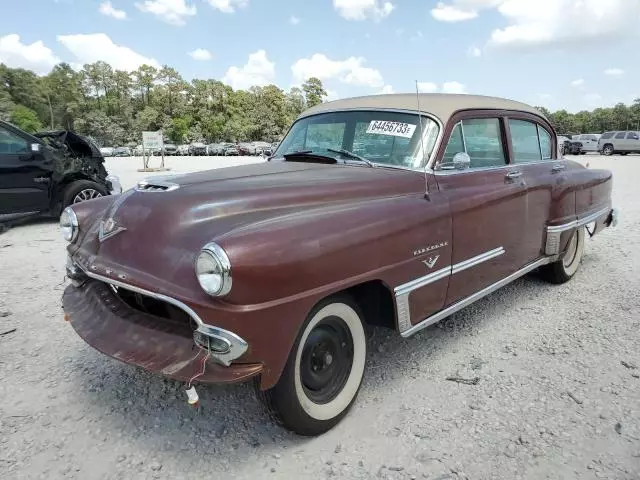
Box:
left=195, top=242, right=232, bottom=297
left=60, top=207, right=79, bottom=243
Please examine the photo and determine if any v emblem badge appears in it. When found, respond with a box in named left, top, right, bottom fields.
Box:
left=422, top=255, right=440, bottom=269
left=98, top=218, right=126, bottom=243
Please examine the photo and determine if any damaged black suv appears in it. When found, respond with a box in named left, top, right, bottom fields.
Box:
left=0, top=120, right=121, bottom=223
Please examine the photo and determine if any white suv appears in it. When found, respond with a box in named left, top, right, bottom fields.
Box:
left=598, top=131, right=640, bottom=156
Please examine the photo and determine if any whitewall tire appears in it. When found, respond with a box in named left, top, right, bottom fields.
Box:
left=541, top=226, right=585, bottom=284
left=256, top=296, right=367, bottom=436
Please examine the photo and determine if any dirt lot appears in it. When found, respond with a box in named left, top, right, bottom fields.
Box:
left=1, top=154, right=638, bottom=480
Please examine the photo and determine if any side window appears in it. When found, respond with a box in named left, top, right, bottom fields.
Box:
left=601, top=132, right=614, bottom=139
left=443, top=123, right=464, bottom=164
left=509, top=119, right=542, bottom=163
left=626, top=132, right=639, bottom=140
left=537, top=125, right=552, bottom=159
left=441, top=118, right=505, bottom=169
left=615, top=132, right=626, bottom=139
left=0, top=128, right=28, bottom=155
left=460, top=118, right=505, bottom=168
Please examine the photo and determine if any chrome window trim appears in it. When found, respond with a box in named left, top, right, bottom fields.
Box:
left=394, top=246, right=504, bottom=333
left=274, top=107, right=444, bottom=172
left=73, top=264, right=248, bottom=366
left=400, top=256, right=555, bottom=338
left=434, top=157, right=565, bottom=176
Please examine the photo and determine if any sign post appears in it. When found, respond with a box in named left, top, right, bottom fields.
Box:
left=138, top=131, right=170, bottom=172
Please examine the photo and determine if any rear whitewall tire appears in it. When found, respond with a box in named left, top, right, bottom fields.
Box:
left=541, top=227, right=585, bottom=284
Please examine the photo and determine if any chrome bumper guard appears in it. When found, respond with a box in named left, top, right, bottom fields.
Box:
left=608, top=208, right=619, bottom=228
left=67, top=256, right=248, bottom=367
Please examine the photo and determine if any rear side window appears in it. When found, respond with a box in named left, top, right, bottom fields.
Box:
left=509, top=119, right=550, bottom=163
left=0, top=128, right=28, bottom=155
left=626, top=132, right=639, bottom=140
left=601, top=132, right=614, bottom=140
left=615, top=132, right=626, bottom=139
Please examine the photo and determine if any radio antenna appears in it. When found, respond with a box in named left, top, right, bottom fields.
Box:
left=415, top=80, right=429, bottom=200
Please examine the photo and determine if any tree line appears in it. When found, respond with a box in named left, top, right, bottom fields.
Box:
left=1, top=61, right=639, bottom=147
left=0, top=62, right=327, bottom=147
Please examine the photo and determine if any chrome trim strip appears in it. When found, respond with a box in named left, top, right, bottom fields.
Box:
left=400, top=256, right=553, bottom=338
left=73, top=265, right=248, bottom=366
left=451, top=247, right=504, bottom=275
left=547, top=206, right=610, bottom=233
left=394, top=266, right=451, bottom=297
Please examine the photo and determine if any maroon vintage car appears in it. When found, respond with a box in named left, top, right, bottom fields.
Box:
left=61, top=94, right=618, bottom=436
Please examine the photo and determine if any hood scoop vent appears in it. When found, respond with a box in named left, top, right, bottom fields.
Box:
left=135, top=179, right=180, bottom=192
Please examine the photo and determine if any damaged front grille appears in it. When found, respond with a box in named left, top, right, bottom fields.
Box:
left=109, top=284, right=196, bottom=336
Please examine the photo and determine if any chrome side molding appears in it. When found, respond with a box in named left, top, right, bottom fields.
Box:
left=400, top=256, right=554, bottom=338
left=545, top=206, right=611, bottom=255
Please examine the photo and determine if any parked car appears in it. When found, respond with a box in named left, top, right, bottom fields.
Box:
left=177, top=144, right=190, bottom=156
left=113, top=147, right=131, bottom=157
left=223, top=143, right=239, bottom=156
left=597, top=131, right=640, bottom=156
left=557, top=136, right=571, bottom=156
left=570, top=133, right=601, bottom=154
left=207, top=143, right=223, bottom=156
left=159, top=143, right=176, bottom=156
left=237, top=142, right=256, bottom=156
left=0, top=120, right=121, bottom=223
left=99, top=146, right=114, bottom=157
left=60, top=94, right=617, bottom=436
left=189, top=142, right=207, bottom=156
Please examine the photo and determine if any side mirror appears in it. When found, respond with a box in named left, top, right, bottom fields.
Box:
left=31, top=143, right=42, bottom=153
left=453, top=152, right=471, bottom=170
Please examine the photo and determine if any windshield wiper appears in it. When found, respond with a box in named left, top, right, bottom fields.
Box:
left=326, top=148, right=374, bottom=167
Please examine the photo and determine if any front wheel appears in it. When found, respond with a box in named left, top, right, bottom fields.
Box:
left=540, top=227, right=585, bottom=284
left=603, top=144, right=614, bottom=156
left=61, top=180, right=108, bottom=211
left=256, top=297, right=367, bottom=436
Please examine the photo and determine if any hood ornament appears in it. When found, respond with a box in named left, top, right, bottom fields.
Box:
left=99, top=217, right=126, bottom=242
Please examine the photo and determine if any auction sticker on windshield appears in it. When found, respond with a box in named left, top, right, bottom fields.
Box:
left=366, top=120, right=417, bottom=138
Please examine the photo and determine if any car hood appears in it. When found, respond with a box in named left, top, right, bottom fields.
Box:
left=35, top=130, right=104, bottom=161
left=76, top=161, right=424, bottom=293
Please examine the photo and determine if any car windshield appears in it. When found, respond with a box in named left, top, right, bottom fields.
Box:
left=272, top=110, right=439, bottom=169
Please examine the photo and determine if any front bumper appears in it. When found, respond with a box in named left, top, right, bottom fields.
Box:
left=62, top=279, right=262, bottom=384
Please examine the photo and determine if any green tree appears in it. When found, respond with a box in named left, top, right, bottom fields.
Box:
left=302, top=77, right=327, bottom=108
left=167, top=116, right=189, bottom=143
left=10, top=105, right=42, bottom=132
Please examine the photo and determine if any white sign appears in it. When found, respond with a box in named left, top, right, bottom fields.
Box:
left=366, top=120, right=417, bottom=138
left=142, top=131, right=163, bottom=149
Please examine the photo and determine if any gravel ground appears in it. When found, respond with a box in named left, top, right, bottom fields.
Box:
left=1, top=154, right=638, bottom=480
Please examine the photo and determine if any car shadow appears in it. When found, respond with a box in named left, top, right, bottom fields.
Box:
left=66, top=268, right=557, bottom=469
left=0, top=215, right=57, bottom=235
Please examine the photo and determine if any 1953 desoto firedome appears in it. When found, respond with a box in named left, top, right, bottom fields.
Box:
left=61, top=94, right=617, bottom=435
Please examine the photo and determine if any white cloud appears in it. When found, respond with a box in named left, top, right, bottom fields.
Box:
left=0, top=34, right=60, bottom=75
left=417, top=82, right=438, bottom=93
left=570, top=78, right=584, bottom=87
left=57, top=33, right=160, bottom=71
left=333, top=0, right=395, bottom=21
left=468, top=45, right=482, bottom=57
left=604, top=68, right=624, bottom=76
left=583, top=93, right=603, bottom=107
left=136, top=0, right=196, bottom=26
left=99, top=1, right=127, bottom=20
left=417, top=82, right=467, bottom=94
left=431, top=0, right=640, bottom=49
left=188, top=48, right=212, bottom=60
left=431, top=2, right=478, bottom=22
left=377, top=84, right=394, bottom=94
left=291, top=53, right=384, bottom=88
left=222, top=49, right=275, bottom=90
left=442, top=81, right=466, bottom=94
left=205, top=0, right=248, bottom=13
left=290, top=15, right=300, bottom=25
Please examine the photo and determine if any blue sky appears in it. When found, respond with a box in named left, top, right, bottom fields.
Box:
left=1, top=0, right=639, bottom=112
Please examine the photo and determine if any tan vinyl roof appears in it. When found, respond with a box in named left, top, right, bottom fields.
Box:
left=298, top=93, right=546, bottom=124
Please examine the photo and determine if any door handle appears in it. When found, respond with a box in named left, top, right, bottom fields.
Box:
left=551, top=164, right=566, bottom=173
left=505, top=170, right=522, bottom=180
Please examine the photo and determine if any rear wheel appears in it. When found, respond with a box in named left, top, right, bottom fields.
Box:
left=541, top=227, right=585, bottom=284
left=256, top=296, right=367, bottom=436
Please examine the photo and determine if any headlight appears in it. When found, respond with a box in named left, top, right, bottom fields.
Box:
left=195, top=243, right=232, bottom=296
left=60, top=207, right=79, bottom=242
